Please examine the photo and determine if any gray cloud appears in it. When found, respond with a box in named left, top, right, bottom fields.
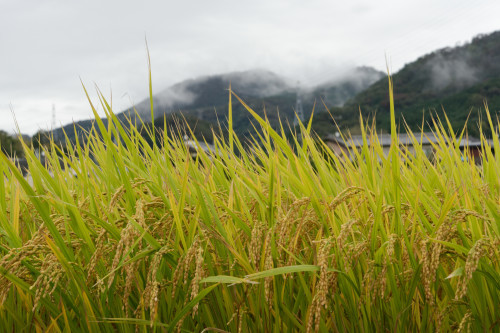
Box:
left=155, top=84, right=198, bottom=109
left=2, top=0, right=500, bottom=134
left=223, top=70, right=291, bottom=97
left=138, top=69, right=291, bottom=119
left=320, top=67, right=384, bottom=90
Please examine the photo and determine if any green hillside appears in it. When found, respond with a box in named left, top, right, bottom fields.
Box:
left=49, top=31, right=500, bottom=143
left=51, top=68, right=383, bottom=143
left=317, top=31, right=500, bottom=137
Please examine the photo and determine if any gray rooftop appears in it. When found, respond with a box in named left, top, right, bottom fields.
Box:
left=325, top=132, right=490, bottom=148
left=184, top=139, right=215, bottom=153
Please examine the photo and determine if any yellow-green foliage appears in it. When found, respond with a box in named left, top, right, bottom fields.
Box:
left=0, top=79, right=498, bottom=332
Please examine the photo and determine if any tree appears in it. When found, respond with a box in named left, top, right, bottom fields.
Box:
left=32, top=130, right=50, bottom=150
left=0, top=130, right=23, bottom=157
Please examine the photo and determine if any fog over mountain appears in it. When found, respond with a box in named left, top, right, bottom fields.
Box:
left=156, top=69, right=290, bottom=105
left=420, top=32, right=500, bottom=94
left=312, top=30, right=500, bottom=137
left=318, top=66, right=385, bottom=89
left=52, top=66, right=383, bottom=142
left=45, top=30, right=500, bottom=142
left=118, top=67, right=382, bottom=121
left=428, top=55, right=479, bottom=91
left=121, top=69, right=291, bottom=121
left=222, top=69, right=292, bottom=97
left=154, top=84, right=198, bottom=109
left=312, top=67, right=385, bottom=106
left=18, top=29, right=500, bottom=146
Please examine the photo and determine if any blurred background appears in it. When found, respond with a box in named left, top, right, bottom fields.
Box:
left=1, top=0, right=500, bottom=139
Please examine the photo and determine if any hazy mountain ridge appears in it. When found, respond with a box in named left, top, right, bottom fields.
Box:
left=52, top=67, right=383, bottom=142
left=311, top=66, right=386, bottom=107
left=120, top=67, right=383, bottom=120
left=125, top=69, right=293, bottom=120
left=316, top=30, right=500, bottom=136
left=43, top=30, right=500, bottom=145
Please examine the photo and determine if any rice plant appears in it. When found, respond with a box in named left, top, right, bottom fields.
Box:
left=0, top=76, right=498, bottom=332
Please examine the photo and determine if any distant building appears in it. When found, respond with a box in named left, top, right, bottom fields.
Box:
left=183, top=135, right=214, bottom=158
left=324, top=132, right=491, bottom=162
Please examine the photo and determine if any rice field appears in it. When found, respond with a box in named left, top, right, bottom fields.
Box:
left=0, top=78, right=498, bottom=332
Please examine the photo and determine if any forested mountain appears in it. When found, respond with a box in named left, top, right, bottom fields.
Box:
left=53, top=67, right=383, bottom=142
left=0, top=131, right=23, bottom=156
left=48, top=30, right=500, bottom=144
left=312, top=31, right=500, bottom=137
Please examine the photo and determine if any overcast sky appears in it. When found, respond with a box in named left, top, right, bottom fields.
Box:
left=2, top=0, right=500, bottom=135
